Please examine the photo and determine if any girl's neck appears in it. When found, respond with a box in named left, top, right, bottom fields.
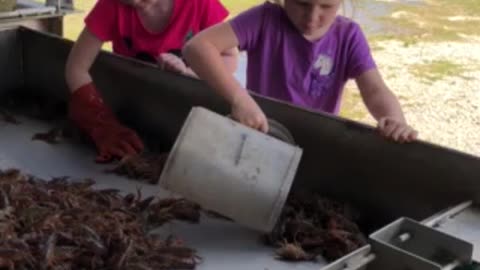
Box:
left=137, top=0, right=174, bottom=34
left=302, top=26, right=331, bottom=42
left=137, top=0, right=170, bottom=16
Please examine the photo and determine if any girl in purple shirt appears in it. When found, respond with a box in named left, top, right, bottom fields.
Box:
left=183, top=0, right=418, bottom=143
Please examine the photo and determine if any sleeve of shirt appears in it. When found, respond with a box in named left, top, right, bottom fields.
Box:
left=199, top=0, right=229, bottom=30
left=346, top=23, right=377, bottom=79
left=84, top=0, right=117, bottom=41
left=229, top=4, right=267, bottom=51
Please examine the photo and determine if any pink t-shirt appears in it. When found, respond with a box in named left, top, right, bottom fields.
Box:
left=85, top=0, right=228, bottom=62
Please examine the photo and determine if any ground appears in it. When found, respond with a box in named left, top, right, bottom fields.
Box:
left=341, top=0, right=480, bottom=156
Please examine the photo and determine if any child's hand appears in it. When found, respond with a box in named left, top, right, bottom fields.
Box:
left=157, top=53, right=188, bottom=74
left=377, top=117, right=418, bottom=143
left=231, top=92, right=269, bottom=133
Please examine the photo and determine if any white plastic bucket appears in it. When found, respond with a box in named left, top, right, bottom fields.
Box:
left=158, top=107, right=303, bottom=232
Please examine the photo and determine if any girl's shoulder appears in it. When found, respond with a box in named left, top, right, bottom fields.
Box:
left=331, top=16, right=363, bottom=34
left=327, top=16, right=369, bottom=44
left=103, top=0, right=134, bottom=15
left=242, top=1, right=284, bottom=17
left=263, top=1, right=285, bottom=16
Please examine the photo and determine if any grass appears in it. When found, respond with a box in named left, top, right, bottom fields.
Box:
left=410, top=59, right=470, bottom=83
left=371, top=0, right=480, bottom=44
left=340, top=0, right=480, bottom=120
left=339, top=85, right=369, bottom=121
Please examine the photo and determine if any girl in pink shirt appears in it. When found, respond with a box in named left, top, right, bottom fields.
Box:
left=65, top=0, right=237, bottom=163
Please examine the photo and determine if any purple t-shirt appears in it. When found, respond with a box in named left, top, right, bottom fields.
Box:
left=230, top=2, right=376, bottom=114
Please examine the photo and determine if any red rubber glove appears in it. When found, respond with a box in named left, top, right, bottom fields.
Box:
left=68, top=82, right=144, bottom=163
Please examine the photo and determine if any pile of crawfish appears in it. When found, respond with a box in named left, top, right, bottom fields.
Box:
left=264, top=192, right=367, bottom=262
left=0, top=168, right=201, bottom=270
left=104, top=153, right=170, bottom=184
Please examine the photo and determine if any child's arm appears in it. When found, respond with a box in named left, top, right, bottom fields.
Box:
left=65, top=28, right=103, bottom=92
left=183, top=22, right=269, bottom=132
left=355, top=69, right=418, bottom=143
left=65, top=28, right=144, bottom=162
left=219, top=47, right=239, bottom=74
left=181, top=47, right=238, bottom=78
left=355, top=69, right=405, bottom=122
